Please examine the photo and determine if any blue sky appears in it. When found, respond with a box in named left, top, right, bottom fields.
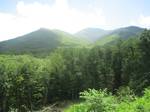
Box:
left=0, top=0, right=150, bottom=41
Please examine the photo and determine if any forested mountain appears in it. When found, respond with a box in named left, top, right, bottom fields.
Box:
left=52, top=29, right=89, bottom=46
left=0, top=28, right=59, bottom=54
left=0, top=26, right=144, bottom=55
left=0, top=28, right=88, bottom=54
left=95, top=26, right=144, bottom=45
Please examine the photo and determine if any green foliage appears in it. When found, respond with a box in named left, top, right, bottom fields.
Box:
left=65, top=89, right=117, bottom=112
left=80, top=89, right=116, bottom=112
left=95, top=34, right=119, bottom=46
left=116, top=86, right=136, bottom=102
left=65, top=88, right=150, bottom=112
left=116, top=88, right=150, bottom=112
left=65, top=103, right=89, bottom=112
left=0, top=29, right=150, bottom=112
left=0, top=55, right=46, bottom=111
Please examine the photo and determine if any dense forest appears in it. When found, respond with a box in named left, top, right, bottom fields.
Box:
left=0, top=29, right=150, bottom=112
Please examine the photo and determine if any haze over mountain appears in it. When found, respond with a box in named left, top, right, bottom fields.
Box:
left=0, top=26, right=145, bottom=54
left=75, top=28, right=109, bottom=42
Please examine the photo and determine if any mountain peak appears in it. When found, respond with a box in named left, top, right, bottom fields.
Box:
left=95, top=26, right=144, bottom=46
left=126, top=26, right=141, bottom=28
left=0, top=28, right=88, bottom=54
left=81, top=27, right=105, bottom=31
left=37, top=28, right=51, bottom=32
left=116, top=26, right=143, bottom=31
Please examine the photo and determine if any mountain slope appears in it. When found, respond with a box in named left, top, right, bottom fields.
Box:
left=0, top=26, right=145, bottom=54
left=95, top=26, right=144, bottom=46
left=75, top=28, right=108, bottom=42
left=52, top=29, right=89, bottom=46
left=0, top=28, right=87, bottom=54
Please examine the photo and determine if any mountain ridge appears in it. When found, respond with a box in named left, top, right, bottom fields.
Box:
left=95, top=26, right=144, bottom=46
left=0, top=26, right=145, bottom=54
left=0, top=28, right=88, bottom=54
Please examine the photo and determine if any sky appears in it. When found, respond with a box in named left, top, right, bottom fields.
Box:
left=0, top=0, right=150, bottom=41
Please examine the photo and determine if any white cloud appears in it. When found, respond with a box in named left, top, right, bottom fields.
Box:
left=0, top=0, right=106, bottom=41
left=129, top=15, right=150, bottom=29
left=138, top=15, right=150, bottom=28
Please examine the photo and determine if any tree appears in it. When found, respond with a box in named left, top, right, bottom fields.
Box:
left=112, top=40, right=123, bottom=92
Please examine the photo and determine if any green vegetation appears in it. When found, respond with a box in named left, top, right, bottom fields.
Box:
left=95, top=34, right=119, bottom=46
left=95, top=26, right=143, bottom=46
left=52, top=29, right=89, bottom=47
left=0, top=28, right=149, bottom=112
left=0, top=28, right=89, bottom=55
left=65, top=87, right=150, bottom=112
left=0, top=26, right=143, bottom=55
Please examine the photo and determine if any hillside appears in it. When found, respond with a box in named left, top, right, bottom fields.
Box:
left=52, top=29, right=89, bottom=46
left=95, top=26, right=144, bottom=46
left=75, top=28, right=109, bottom=42
left=0, top=28, right=87, bottom=54
left=0, top=26, right=145, bottom=54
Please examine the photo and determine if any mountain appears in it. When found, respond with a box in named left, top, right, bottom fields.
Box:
left=75, top=28, right=109, bottom=42
left=95, top=26, right=144, bottom=46
left=0, top=26, right=145, bottom=54
left=52, top=29, right=89, bottom=46
left=0, top=28, right=87, bottom=54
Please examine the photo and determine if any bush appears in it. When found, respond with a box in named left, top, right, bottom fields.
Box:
left=116, top=87, right=150, bottom=112
left=65, top=89, right=117, bottom=112
left=116, top=86, right=136, bottom=102
left=65, top=87, right=150, bottom=112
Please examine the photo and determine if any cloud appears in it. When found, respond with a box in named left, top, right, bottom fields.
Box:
left=138, top=15, right=150, bottom=28
left=129, top=15, right=150, bottom=29
left=0, top=0, right=106, bottom=41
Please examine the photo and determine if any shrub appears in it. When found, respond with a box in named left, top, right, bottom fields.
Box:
left=65, top=89, right=117, bottom=112
left=65, top=87, right=150, bottom=112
